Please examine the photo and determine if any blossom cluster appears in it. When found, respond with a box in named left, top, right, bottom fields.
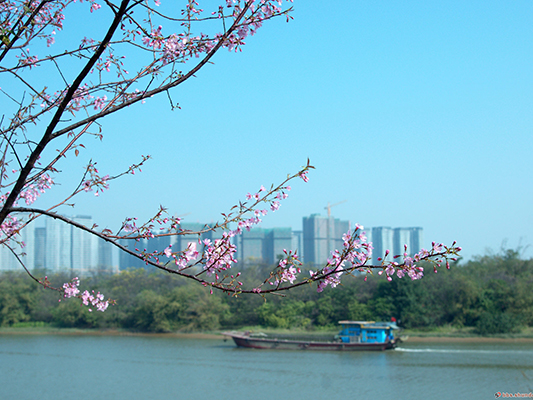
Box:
left=1, top=0, right=296, bottom=135
left=302, top=225, right=462, bottom=293
left=61, top=277, right=110, bottom=312
left=81, top=290, right=109, bottom=312
left=311, top=266, right=343, bottom=293
left=273, top=250, right=301, bottom=286
left=164, top=241, right=200, bottom=270
left=82, top=162, right=109, bottom=197
left=0, top=215, right=20, bottom=245
left=62, top=277, right=80, bottom=298
left=203, top=235, right=237, bottom=276
left=158, top=181, right=293, bottom=277
left=0, top=167, right=54, bottom=248
left=18, top=174, right=54, bottom=205
left=145, top=171, right=304, bottom=290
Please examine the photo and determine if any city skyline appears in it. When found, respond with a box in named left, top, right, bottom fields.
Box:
left=0, top=216, right=119, bottom=274
left=0, top=213, right=426, bottom=273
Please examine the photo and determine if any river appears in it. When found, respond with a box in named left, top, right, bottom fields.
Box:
left=0, top=334, right=532, bottom=399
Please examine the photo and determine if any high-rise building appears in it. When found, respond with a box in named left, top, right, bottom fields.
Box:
left=237, top=228, right=266, bottom=265
left=118, top=237, right=148, bottom=270
left=118, top=223, right=226, bottom=270
left=45, top=216, right=72, bottom=272
left=41, top=215, right=118, bottom=274
left=291, top=230, right=304, bottom=259
left=303, top=214, right=350, bottom=266
left=0, top=220, right=35, bottom=271
left=409, top=227, right=424, bottom=255
left=371, top=226, right=424, bottom=264
left=393, top=227, right=425, bottom=257
left=34, top=227, right=46, bottom=269
left=176, top=222, right=218, bottom=253
left=393, top=227, right=411, bottom=257
left=364, top=228, right=372, bottom=251
left=371, top=227, right=394, bottom=265
left=234, top=227, right=293, bottom=266
left=265, top=228, right=292, bottom=265
left=97, top=239, right=118, bottom=273
left=0, top=216, right=141, bottom=274
left=71, top=215, right=98, bottom=274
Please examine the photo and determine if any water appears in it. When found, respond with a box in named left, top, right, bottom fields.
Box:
left=0, top=334, right=532, bottom=400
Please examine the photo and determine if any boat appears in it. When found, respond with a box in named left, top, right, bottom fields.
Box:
left=223, top=320, right=401, bottom=351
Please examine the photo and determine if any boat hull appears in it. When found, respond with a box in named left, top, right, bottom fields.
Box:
left=223, top=332, right=399, bottom=351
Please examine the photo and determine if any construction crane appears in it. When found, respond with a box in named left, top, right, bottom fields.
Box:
left=325, top=200, right=347, bottom=217
left=324, top=200, right=347, bottom=254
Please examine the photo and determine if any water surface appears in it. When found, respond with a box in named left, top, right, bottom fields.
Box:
left=0, top=335, right=531, bottom=399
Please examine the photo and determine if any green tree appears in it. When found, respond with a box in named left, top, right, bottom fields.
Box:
left=0, top=273, right=38, bottom=326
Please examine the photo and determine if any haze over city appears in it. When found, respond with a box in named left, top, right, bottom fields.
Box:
left=35, top=1, right=532, bottom=262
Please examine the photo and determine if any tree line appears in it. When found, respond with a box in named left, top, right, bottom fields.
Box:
left=0, top=250, right=531, bottom=335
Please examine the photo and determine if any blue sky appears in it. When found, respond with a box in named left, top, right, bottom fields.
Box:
left=39, top=0, right=533, bottom=261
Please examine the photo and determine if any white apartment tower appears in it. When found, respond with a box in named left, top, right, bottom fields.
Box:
left=371, top=227, right=394, bottom=265
left=71, top=215, right=98, bottom=274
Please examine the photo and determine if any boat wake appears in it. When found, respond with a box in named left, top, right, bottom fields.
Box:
left=394, top=347, right=530, bottom=355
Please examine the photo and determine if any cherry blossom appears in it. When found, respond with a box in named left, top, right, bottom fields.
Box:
left=62, top=277, right=80, bottom=298
left=81, top=290, right=109, bottom=312
left=0, top=0, right=461, bottom=304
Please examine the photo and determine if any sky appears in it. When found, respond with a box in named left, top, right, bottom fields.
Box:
left=34, top=0, right=533, bottom=262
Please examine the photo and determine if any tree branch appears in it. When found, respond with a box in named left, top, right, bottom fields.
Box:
left=0, top=0, right=130, bottom=225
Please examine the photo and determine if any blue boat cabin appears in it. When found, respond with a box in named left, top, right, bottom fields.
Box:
left=336, top=321, right=398, bottom=344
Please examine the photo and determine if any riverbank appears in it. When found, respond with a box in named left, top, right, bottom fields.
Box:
left=0, top=324, right=221, bottom=339
left=2, top=324, right=533, bottom=342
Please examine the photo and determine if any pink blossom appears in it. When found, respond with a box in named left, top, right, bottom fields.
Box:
left=299, top=171, right=309, bottom=182
left=203, top=236, right=237, bottom=275
left=81, top=290, right=109, bottom=312
left=385, top=264, right=395, bottom=275
left=90, top=2, right=101, bottom=12
left=313, top=265, right=343, bottom=292
left=184, top=242, right=198, bottom=261
left=275, top=265, right=298, bottom=285
left=18, top=173, right=53, bottom=205
left=62, top=277, right=80, bottom=298
left=46, top=31, right=56, bottom=47
left=93, top=96, right=107, bottom=110
left=432, top=242, right=444, bottom=252
left=163, top=34, right=186, bottom=59
left=342, top=232, right=351, bottom=246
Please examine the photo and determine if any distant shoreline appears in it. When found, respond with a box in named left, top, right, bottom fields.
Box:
left=1, top=327, right=533, bottom=342
left=0, top=328, right=221, bottom=340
